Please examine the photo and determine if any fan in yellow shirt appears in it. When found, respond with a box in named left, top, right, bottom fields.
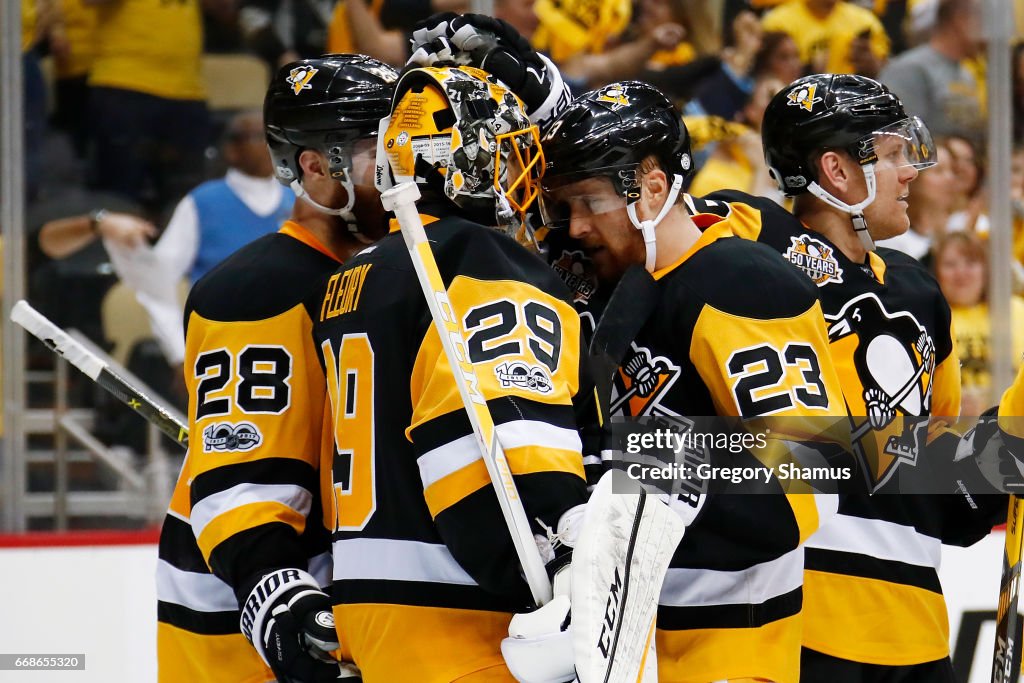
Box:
left=87, top=0, right=208, bottom=215
left=761, top=0, right=890, bottom=76
left=935, top=231, right=1024, bottom=414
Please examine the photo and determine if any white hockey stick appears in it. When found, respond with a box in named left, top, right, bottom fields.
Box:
left=11, top=300, right=189, bottom=449
left=380, top=182, right=552, bottom=607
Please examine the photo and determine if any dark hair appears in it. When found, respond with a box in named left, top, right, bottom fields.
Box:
left=753, top=31, right=797, bottom=78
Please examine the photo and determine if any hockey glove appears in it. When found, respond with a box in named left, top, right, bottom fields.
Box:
left=240, top=568, right=355, bottom=683
left=408, top=13, right=572, bottom=131
left=956, top=411, right=1024, bottom=494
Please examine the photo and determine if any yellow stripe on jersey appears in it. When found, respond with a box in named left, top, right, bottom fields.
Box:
left=656, top=613, right=800, bottom=683
left=197, top=500, right=309, bottom=565
left=335, top=603, right=515, bottom=683
left=786, top=492, right=821, bottom=546
left=424, top=459, right=492, bottom=517
left=1000, top=361, right=1024, bottom=439
left=423, top=443, right=585, bottom=518
left=802, top=569, right=950, bottom=665
left=157, top=622, right=270, bottom=683
left=930, top=350, right=962, bottom=419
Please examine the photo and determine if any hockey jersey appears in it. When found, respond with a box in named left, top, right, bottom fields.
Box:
left=311, top=205, right=588, bottom=683
left=591, top=211, right=848, bottom=683
left=156, top=221, right=339, bottom=683
left=702, top=189, right=1004, bottom=665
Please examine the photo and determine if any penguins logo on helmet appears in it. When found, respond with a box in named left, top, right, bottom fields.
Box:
left=286, top=66, right=318, bottom=95
left=786, top=83, right=821, bottom=113
left=596, top=86, right=630, bottom=109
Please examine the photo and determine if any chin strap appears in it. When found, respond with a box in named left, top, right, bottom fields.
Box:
left=290, top=176, right=366, bottom=241
left=626, top=174, right=684, bottom=273
left=806, top=164, right=878, bottom=252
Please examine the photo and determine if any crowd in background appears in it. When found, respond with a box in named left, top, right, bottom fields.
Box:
left=14, top=0, right=1024, bottom=447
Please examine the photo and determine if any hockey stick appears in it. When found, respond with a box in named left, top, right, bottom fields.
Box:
left=11, top=300, right=189, bottom=449
left=380, top=182, right=552, bottom=607
left=993, top=494, right=1024, bottom=682
left=588, top=265, right=660, bottom=427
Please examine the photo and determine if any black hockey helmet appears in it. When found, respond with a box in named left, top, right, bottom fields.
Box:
left=762, top=74, right=932, bottom=196
left=539, top=81, right=692, bottom=272
left=761, top=73, right=936, bottom=250
left=264, top=54, right=398, bottom=223
left=541, top=81, right=693, bottom=199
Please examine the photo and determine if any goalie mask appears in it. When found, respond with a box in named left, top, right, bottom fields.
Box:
left=762, top=74, right=936, bottom=251
left=264, top=54, right=398, bottom=236
left=376, top=66, right=544, bottom=245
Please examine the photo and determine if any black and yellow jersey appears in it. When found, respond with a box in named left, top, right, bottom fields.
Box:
left=156, top=221, right=340, bottom=683
left=700, top=189, right=1002, bottom=666
left=603, top=209, right=847, bottom=683
left=311, top=206, right=588, bottom=683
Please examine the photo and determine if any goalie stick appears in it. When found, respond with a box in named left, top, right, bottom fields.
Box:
left=11, top=300, right=189, bottom=449
left=993, top=494, right=1024, bottom=682
left=380, top=182, right=552, bottom=607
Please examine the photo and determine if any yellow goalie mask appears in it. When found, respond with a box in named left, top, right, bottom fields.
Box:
left=376, top=66, right=544, bottom=240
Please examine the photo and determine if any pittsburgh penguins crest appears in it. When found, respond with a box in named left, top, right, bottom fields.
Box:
left=827, top=293, right=935, bottom=488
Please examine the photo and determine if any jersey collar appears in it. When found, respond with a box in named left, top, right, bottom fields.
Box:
left=279, top=220, right=342, bottom=262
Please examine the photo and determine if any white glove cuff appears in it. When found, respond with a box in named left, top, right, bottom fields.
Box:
left=532, top=54, right=572, bottom=131
left=239, top=568, right=321, bottom=661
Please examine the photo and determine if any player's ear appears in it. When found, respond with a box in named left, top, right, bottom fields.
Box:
left=298, top=149, right=328, bottom=180
left=640, top=166, right=668, bottom=215
left=817, top=150, right=851, bottom=193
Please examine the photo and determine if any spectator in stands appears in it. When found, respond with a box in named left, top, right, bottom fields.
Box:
left=51, top=0, right=97, bottom=160
left=752, top=30, right=804, bottom=83
left=934, top=230, right=1024, bottom=414
left=879, top=0, right=984, bottom=140
left=877, top=140, right=957, bottom=264
left=20, top=0, right=59, bottom=201
left=688, top=74, right=786, bottom=201
left=87, top=0, right=209, bottom=216
left=38, top=111, right=293, bottom=374
left=761, top=0, right=889, bottom=76
left=687, top=9, right=767, bottom=119
left=239, top=0, right=332, bottom=67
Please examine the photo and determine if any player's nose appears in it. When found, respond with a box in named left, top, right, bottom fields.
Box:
left=568, top=211, right=592, bottom=239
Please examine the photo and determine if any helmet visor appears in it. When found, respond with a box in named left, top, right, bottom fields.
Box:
left=862, top=116, right=937, bottom=171
left=539, top=165, right=639, bottom=230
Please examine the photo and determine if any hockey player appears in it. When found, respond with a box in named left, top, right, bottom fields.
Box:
left=540, top=80, right=851, bottom=683
left=155, top=54, right=397, bottom=683
left=309, top=64, right=591, bottom=682
left=703, top=73, right=1006, bottom=681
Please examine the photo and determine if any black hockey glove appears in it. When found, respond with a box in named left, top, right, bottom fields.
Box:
left=240, top=568, right=358, bottom=683
left=956, top=410, right=1024, bottom=494
left=408, top=12, right=572, bottom=131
